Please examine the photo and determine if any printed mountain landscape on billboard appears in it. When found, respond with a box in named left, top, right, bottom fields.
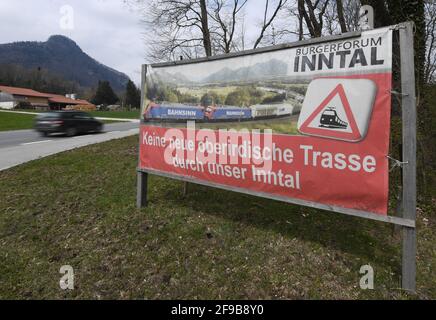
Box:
left=153, top=59, right=289, bottom=86
left=203, top=59, right=288, bottom=83
left=0, top=35, right=130, bottom=92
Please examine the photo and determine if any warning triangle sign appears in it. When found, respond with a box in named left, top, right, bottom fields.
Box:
left=299, top=84, right=362, bottom=141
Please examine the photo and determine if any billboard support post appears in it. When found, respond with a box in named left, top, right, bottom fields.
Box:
left=137, top=171, right=148, bottom=208
left=137, top=63, right=149, bottom=209
left=183, top=182, right=189, bottom=197
left=399, top=22, right=417, bottom=292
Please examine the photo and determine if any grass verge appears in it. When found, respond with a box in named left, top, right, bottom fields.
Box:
left=0, top=135, right=434, bottom=299
left=0, top=112, right=35, bottom=131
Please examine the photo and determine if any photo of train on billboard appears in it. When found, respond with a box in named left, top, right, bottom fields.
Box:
left=142, top=55, right=309, bottom=135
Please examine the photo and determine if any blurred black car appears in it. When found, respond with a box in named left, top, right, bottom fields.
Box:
left=34, top=111, right=104, bottom=137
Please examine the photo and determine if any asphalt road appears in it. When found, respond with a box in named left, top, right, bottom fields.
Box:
left=0, top=122, right=139, bottom=171
left=0, top=116, right=298, bottom=171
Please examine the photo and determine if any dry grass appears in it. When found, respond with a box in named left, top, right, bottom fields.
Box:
left=0, top=135, right=434, bottom=299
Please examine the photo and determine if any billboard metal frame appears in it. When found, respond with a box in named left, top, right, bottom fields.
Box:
left=136, top=22, right=417, bottom=292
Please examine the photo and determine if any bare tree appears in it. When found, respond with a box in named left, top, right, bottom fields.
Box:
left=209, top=0, right=248, bottom=53
left=342, top=0, right=360, bottom=32
left=297, top=0, right=330, bottom=38
left=253, top=0, right=288, bottom=49
left=130, top=0, right=213, bottom=61
left=323, top=0, right=349, bottom=34
left=322, top=1, right=339, bottom=35
left=200, top=0, right=213, bottom=56
left=132, top=0, right=362, bottom=61
left=424, top=0, right=436, bottom=83
left=336, top=0, right=347, bottom=33
left=253, top=0, right=303, bottom=43
left=282, top=0, right=307, bottom=40
left=298, top=6, right=304, bottom=40
left=292, top=0, right=358, bottom=39
left=138, top=0, right=288, bottom=57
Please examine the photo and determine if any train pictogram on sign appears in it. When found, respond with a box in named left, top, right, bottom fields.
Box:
left=297, top=78, right=377, bottom=142
left=319, top=107, right=348, bottom=129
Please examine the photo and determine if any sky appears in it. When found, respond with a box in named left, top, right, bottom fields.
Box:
left=0, top=0, right=272, bottom=85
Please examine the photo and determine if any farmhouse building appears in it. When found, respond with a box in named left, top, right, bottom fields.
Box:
left=0, top=85, right=51, bottom=109
left=0, top=85, right=94, bottom=110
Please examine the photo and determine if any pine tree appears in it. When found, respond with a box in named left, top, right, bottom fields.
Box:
left=124, top=80, right=141, bottom=109
left=91, top=81, right=119, bottom=105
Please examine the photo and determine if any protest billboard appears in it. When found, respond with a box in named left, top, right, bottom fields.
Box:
left=137, top=22, right=418, bottom=291
left=138, top=27, right=393, bottom=217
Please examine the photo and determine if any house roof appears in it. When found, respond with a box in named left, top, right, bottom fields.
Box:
left=0, top=85, right=52, bottom=98
left=0, top=85, right=92, bottom=105
left=46, top=94, right=92, bottom=106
